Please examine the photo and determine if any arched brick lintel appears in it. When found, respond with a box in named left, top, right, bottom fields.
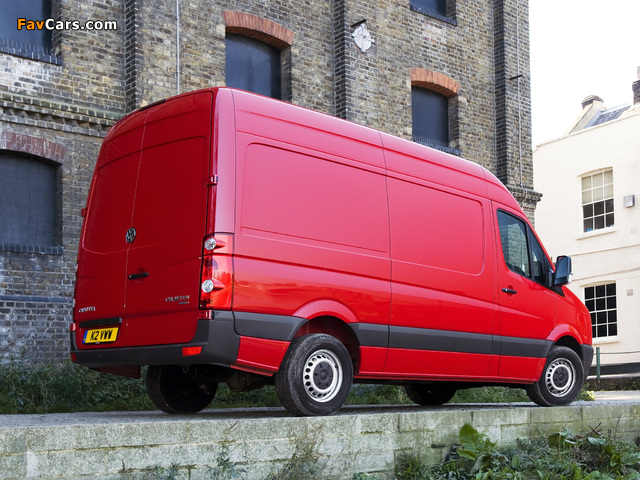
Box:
left=410, top=69, right=459, bottom=98
left=0, top=131, right=66, bottom=164
left=223, top=11, right=293, bottom=50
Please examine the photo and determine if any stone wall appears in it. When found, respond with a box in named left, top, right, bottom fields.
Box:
left=1, top=403, right=638, bottom=479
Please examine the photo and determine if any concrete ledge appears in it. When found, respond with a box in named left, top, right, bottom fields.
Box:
left=1, top=402, right=639, bottom=479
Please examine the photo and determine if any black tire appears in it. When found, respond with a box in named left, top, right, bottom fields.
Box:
left=146, top=365, right=217, bottom=414
left=526, top=346, right=584, bottom=407
left=275, top=334, right=353, bottom=416
left=405, top=382, right=456, bottom=406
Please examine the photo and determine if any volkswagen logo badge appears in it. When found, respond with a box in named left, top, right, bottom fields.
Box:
left=125, top=227, right=137, bottom=244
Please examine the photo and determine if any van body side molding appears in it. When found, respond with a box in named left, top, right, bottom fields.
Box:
left=389, top=326, right=497, bottom=355
left=500, top=336, right=552, bottom=359
left=349, top=323, right=389, bottom=348
left=233, top=311, right=308, bottom=341
left=234, top=312, right=391, bottom=347
left=388, top=326, right=552, bottom=359
left=233, top=314, right=552, bottom=360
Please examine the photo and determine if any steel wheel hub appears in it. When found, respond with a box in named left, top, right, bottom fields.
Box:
left=545, top=358, right=576, bottom=397
left=303, top=349, right=342, bottom=403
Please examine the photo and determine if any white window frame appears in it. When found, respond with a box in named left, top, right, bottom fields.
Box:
left=580, top=169, right=614, bottom=234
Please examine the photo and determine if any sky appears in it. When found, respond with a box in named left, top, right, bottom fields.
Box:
left=529, top=0, right=640, bottom=147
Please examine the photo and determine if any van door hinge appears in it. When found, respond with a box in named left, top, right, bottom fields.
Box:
left=206, top=175, right=218, bottom=186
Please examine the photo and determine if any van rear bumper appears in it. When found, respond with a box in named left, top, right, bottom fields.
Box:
left=71, top=311, right=240, bottom=369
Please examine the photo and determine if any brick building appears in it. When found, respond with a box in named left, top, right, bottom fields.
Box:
left=0, top=0, right=537, bottom=363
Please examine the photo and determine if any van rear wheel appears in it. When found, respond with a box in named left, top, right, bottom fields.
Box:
left=526, top=346, right=583, bottom=406
left=405, top=382, right=457, bottom=406
left=275, top=334, right=353, bottom=416
left=146, top=365, right=217, bottom=414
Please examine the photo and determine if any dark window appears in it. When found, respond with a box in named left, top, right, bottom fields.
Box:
left=497, top=210, right=550, bottom=286
left=410, top=0, right=446, bottom=16
left=0, top=0, right=56, bottom=61
left=225, top=33, right=282, bottom=100
left=585, top=283, right=617, bottom=338
left=409, top=0, right=456, bottom=24
left=412, top=86, right=449, bottom=149
left=498, top=211, right=530, bottom=278
left=0, top=152, right=58, bottom=247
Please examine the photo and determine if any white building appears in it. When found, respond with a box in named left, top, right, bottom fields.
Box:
left=534, top=69, right=640, bottom=373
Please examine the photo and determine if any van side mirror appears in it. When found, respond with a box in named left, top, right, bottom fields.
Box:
left=553, top=255, right=572, bottom=286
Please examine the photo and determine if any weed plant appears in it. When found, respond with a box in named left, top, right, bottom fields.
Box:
left=396, top=423, right=640, bottom=480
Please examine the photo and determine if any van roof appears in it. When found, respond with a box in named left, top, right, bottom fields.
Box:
left=115, top=87, right=522, bottom=214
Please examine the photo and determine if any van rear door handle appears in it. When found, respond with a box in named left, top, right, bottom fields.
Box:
left=502, top=288, right=517, bottom=295
left=128, top=272, right=150, bottom=280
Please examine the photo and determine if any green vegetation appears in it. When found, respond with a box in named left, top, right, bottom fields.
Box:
left=0, top=358, right=592, bottom=414
left=0, top=358, right=152, bottom=414
left=395, top=423, right=640, bottom=480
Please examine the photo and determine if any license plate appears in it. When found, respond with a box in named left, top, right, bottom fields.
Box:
left=83, top=327, right=119, bottom=344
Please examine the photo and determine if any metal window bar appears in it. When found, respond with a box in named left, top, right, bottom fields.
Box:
left=412, top=135, right=461, bottom=156
left=592, top=346, right=640, bottom=380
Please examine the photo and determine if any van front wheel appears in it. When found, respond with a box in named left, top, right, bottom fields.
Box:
left=146, top=365, right=217, bottom=414
left=275, top=334, right=353, bottom=416
left=526, top=346, right=583, bottom=406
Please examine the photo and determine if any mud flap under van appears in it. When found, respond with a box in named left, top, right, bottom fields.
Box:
left=580, top=344, right=594, bottom=380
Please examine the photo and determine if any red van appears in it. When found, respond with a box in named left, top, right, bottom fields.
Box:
left=71, top=88, right=593, bottom=416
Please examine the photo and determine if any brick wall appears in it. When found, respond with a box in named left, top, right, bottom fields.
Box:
left=1, top=0, right=538, bottom=364
left=0, top=119, right=115, bottom=362
left=0, top=0, right=122, bottom=362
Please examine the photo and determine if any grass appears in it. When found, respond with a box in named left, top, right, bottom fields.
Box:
left=0, top=358, right=592, bottom=414
left=0, top=359, right=153, bottom=414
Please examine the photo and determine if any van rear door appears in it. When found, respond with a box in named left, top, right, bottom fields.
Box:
left=74, top=91, right=213, bottom=348
left=74, top=113, right=147, bottom=349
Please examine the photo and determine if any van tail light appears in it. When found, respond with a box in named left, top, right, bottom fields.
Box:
left=199, top=234, right=233, bottom=310
left=182, top=346, right=202, bottom=357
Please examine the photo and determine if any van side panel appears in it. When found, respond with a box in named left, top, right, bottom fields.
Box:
left=210, top=89, right=236, bottom=234
left=382, top=141, right=499, bottom=379
left=230, top=92, right=391, bottom=372
left=241, top=144, right=388, bottom=255
left=233, top=138, right=391, bottom=323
